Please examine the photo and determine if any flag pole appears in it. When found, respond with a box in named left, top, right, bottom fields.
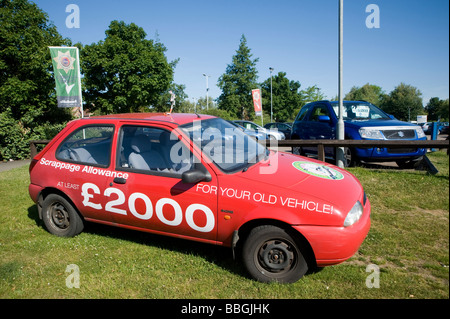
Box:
left=75, top=47, right=83, bottom=118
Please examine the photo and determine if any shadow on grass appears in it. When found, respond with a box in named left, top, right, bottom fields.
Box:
left=27, top=203, right=249, bottom=279
left=27, top=203, right=321, bottom=282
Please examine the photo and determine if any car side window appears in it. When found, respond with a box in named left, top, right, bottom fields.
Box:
left=117, top=125, right=193, bottom=176
left=56, top=125, right=114, bottom=167
left=310, top=105, right=330, bottom=121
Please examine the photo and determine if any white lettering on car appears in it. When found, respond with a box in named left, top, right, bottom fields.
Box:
left=156, top=198, right=182, bottom=226
left=128, top=192, right=153, bottom=220
left=80, top=183, right=215, bottom=232
left=39, top=158, right=129, bottom=179
left=81, top=182, right=102, bottom=210
left=104, top=187, right=127, bottom=215
left=196, top=183, right=334, bottom=215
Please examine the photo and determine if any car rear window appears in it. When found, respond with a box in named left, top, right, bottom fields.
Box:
left=56, top=125, right=114, bottom=167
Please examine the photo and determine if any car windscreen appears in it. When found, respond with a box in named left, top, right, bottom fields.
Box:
left=330, top=102, right=390, bottom=121
left=180, top=118, right=268, bottom=173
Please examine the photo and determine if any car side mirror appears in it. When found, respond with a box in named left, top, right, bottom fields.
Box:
left=182, top=169, right=210, bottom=184
left=318, top=115, right=331, bottom=123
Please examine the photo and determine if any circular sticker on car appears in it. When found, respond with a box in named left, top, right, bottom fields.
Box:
left=292, top=161, right=344, bottom=180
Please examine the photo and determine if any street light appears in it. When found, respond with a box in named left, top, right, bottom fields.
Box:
left=336, top=0, right=345, bottom=168
left=269, top=67, right=274, bottom=122
left=203, top=74, right=210, bottom=110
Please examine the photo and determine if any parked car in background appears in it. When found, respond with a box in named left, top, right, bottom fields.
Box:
left=421, top=122, right=447, bottom=135
left=420, top=122, right=434, bottom=135
left=290, top=100, right=427, bottom=168
left=418, top=122, right=429, bottom=133
left=233, top=120, right=285, bottom=140
left=264, top=122, right=292, bottom=139
left=227, top=120, right=267, bottom=140
left=440, top=122, right=449, bottom=134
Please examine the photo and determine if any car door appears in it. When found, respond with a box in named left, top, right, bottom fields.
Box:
left=303, top=103, right=336, bottom=157
left=54, top=123, right=116, bottom=223
left=108, top=122, right=219, bottom=242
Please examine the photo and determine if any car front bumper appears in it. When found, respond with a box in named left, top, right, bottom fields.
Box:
left=293, top=198, right=371, bottom=266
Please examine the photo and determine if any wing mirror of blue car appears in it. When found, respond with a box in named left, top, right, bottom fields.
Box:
left=318, top=115, right=331, bottom=123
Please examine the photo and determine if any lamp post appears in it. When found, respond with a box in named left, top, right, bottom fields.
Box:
left=336, top=0, right=345, bottom=168
left=269, top=67, right=274, bottom=123
left=203, top=74, right=210, bottom=110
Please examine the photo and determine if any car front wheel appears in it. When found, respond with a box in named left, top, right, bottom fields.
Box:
left=42, top=194, right=84, bottom=237
left=344, top=147, right=359, bottom=167
left=242, top=225, right=308, bottom=283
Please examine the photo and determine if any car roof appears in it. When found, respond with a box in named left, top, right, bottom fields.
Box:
left=83, top=113, right=216, bottom=126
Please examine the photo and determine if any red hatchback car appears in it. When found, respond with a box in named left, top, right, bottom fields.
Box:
left=29, top=113, right=370, bottom=283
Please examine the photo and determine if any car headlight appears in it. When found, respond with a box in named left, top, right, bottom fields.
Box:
left=359, top=128, right=384, bottom=140
left=415, top=126, right=426, bottom=138
left=344, top=201, right=363, bottom=227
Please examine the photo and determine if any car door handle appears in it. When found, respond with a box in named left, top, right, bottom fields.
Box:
left=113, top=177, right=127, bottom=184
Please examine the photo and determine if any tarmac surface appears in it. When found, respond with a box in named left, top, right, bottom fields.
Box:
left=0, top=159, right=31, bottom=173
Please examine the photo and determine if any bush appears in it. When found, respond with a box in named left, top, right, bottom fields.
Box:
left=0, top=110, right=67, bottom=161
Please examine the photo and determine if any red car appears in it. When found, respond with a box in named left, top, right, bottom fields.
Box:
left=29, top=113, right=370, bottom=283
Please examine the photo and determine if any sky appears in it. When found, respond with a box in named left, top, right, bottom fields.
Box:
left=34, top=0, right=449, bottom=106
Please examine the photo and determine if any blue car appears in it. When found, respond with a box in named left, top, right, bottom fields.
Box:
left=291, top=100, right=427, bottom=167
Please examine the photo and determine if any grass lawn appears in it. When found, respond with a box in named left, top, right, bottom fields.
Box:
left=0, top=151, right=448, bottom=299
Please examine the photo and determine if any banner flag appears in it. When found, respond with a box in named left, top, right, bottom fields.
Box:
left=49, top=47, right=82, bottom=110
left=252, top=89, right=262, bottom=116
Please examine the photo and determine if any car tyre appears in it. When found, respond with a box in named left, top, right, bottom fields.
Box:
left=292, top=146, right=304, bottom=156
left=344, top=147, right=359, bottom=167
left=242, top=225, right=308, bottom=283
left=42, top=194, right=84, bottom=237
left=396, top=157, right=421, bottom=169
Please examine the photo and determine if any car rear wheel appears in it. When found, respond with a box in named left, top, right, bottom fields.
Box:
left=396, top=157, right=422, bottom=169
left=42, top=194, right=84, bottom=237
left=242, top=225, right=308, bottom=283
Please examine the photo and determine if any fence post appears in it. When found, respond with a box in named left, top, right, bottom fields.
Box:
left=30, top=141, right=37, bottom=158
left=318, top=143, right=325, bottom=162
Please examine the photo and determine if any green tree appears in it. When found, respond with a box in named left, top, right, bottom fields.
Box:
left=425, top=97, right=447, bottom=121
left=80, top=20, right=174, bottom=114
left=194, top=96, right=216, bottom=111
left=260, top=71, right=304, bottom=122
left=438, top=99, right=449, bottom=121
left=217, top=35, right=259, bottom=119
left=301, top=85, right=326, bottom=103
left=0, top=0, right=72, bottom=160
left=381, top=83, right=423, bottom=121
left=153, top=82, right=188, bottom=113
left=344, top=83, right=385, bottom=107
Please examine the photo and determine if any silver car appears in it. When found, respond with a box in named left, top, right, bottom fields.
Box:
left=227, top=121, right=267, bottom=140
left=233, top=120, right=285, bottom=140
